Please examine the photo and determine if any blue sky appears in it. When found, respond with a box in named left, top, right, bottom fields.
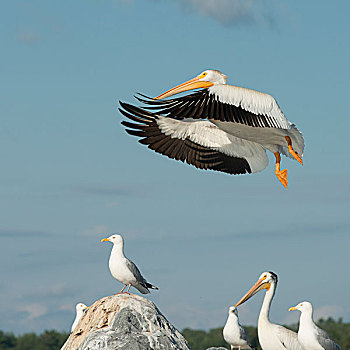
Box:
left=0, top=0, right=349, bottom=334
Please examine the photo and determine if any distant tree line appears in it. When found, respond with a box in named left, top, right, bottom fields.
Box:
left=0, top=318, right=348, bottom=350
left=0, top=330, right=68, bottom=350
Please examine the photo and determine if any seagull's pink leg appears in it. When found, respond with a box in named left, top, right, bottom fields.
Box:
left=125, top=284, right=131, bottom=294
left=114, top=284, right=127, bottom=295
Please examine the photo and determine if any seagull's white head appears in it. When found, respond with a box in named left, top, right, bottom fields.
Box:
left=154, top=69, right=227, bottom=100
left=101, top=234, right=123, bottom=245
left=235, top=271, right=278, bottom=307
left=289, top=301, right=313, bottom=313
left=75, top=303, right=88, bottom=313
left=228, top=306, right=238, bottom=317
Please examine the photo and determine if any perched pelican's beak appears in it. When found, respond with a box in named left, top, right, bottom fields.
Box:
left=235, top=278, right=271, bottom=307
left=154, top=75, right=214, bottom=100
left=101, top=238, right=109, bottom=242
left=289, top=306, right=297, bottom=311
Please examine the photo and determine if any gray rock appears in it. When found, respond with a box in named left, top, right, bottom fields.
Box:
left=61, top=294, right=190, bottom=350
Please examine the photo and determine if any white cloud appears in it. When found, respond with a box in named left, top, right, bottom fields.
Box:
left=80, top=224, right=109, bottom=236
left=176, top=0, right=281, bottom=26
left=18, top=303, right=48, bottom=320
left=314, top=304, right=344, bottom=321
left=106, top=201, right=120, bottom=207
left=59, top=302, right=76, bottom=312
left=120, top=0, right=282, bottom=27
left=184, top=0, right=255, bottom=25
left=18, top=29, right=40, bottom=43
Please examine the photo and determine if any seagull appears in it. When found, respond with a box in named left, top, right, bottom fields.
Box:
left=289, top=301, right=342, bottom=350
left=235, top=271, right=302, bottom=350
left=101, top=234, right=158, bottom=294
left=223, top=306, right=255, bottom=350
left=71, top=303, right=88, bottom=332
left=119, top=69, right=304, bottom=188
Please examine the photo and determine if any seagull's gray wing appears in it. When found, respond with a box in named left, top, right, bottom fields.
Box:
left=125, top=258, right=158, bottom=294
left=125, top=259, right=147, bottom=284
left=316, top=327, right=342, bottom=350
left=239, top=324, right=255, bottom=349
left=239, top=325, right=249, bottom=343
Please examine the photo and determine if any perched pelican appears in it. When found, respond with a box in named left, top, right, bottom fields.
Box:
left=101, top=234, right=158, bottom=294
left=235, top=271, right=302, bottom=350
left=119, top=70, right=304, bottom=188
left=223, top=306, right=255, bottom=350
left=71, top=303, right=88, bottom=332
left=289, top=301, right=342, bottom=350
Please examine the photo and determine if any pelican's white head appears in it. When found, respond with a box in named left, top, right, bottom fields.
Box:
left=197, top=70, right=227, bottom=84
left=154, top=69, right=227, bottom=100
left=235, top=271, right=278, bottom=307
left=289, top=301, right=313, bottom=313
left=257, top=271, right=278, bottom=288
left=101, top=234, right=123, bottom=245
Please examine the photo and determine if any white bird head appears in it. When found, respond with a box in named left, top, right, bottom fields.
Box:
left=289, top=301, right=313, bottom=313
left=75, top=303, right=88, bottom=313
left=154, top=69, right=227, bottom=100
left=101, top=234, right=123, bottom=245
left=228, top=306, right=239, bottom=317
left=235, top=271, right=278, bottom=307
left=198, top=70, right=227, bottom=84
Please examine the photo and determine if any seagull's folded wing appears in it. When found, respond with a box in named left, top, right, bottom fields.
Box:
left=316, top=328, right=342, bottom=350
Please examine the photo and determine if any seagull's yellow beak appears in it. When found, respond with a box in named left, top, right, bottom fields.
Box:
left=84, top=306, right=89, bottom=311
left=154, top=75, right=214, bottom=100
left=289, top=306, right=297, bottom=311
left=101, top=238, right=109, bottom=242
left=235, top=278, right=271, bottom=307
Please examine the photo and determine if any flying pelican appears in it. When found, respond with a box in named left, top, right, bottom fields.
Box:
left=119, top=70, right=304, bottom=188
left=101, top=234, right=158, bottom=294
left=71, top=303, right=88, bottom=332
left=223, top=306, right=255, bottom=350
left=235, top=271, right=302, bottom=350
left=289, top=301, right=342, bottom=350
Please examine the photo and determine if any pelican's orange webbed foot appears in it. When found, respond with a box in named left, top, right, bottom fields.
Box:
left=285, top=136, right=303, bottom=165
left=274, top=152, right=288, bottom=189
left=276, top=169, right=288, bottom=189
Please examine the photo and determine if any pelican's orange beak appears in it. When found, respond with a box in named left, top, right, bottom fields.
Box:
left=235, top=278, right=271, bottom=307
left=154, top=75, right=214, bottom=100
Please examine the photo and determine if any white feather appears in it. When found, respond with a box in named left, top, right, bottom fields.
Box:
left=156, top=116, right=269, bottom=173
left=209, top=84, right=291, bottom=129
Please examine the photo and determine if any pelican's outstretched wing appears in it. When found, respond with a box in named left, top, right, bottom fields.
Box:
left=136, top=84, right=290, bottom=129
left=119, top=102, right=269, bottom=175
